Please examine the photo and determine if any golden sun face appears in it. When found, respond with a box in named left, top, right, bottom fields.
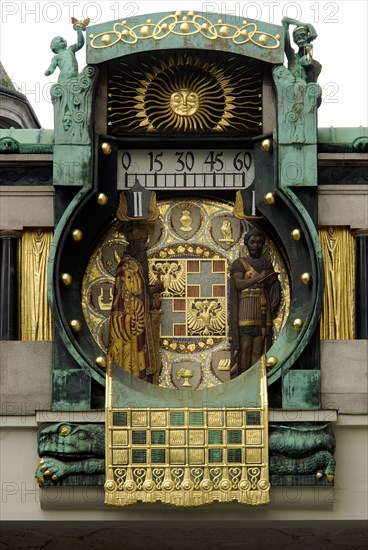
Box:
left=108, top=51, right=262, bottom=134
left=170, top=89, right=200, bottom=117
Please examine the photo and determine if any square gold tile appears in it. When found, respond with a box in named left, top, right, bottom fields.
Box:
left=170, top=430, right=186, bottom=446
left=151, top=410, right=167, bottom=427
left=207, top=411, right=224, bottom=427
left=246, top=429, right=262, bottom=445
left=112, top=430, right=128, bottom=446
left=226, top=410, right=243, bottom=427
left=113, top=449, right=128, bottom=464
left=189, top=430, right=205, bottom=446
left=131, top=411, right=147, bottom=427
left=246, top=448, right=262, bottom=463
left=170, top=448, right=185, bottom=464
left=189, top=449, right=205, bottom=464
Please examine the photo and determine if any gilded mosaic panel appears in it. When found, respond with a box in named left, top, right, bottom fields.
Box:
left=105, top=405, right=269, bottom=507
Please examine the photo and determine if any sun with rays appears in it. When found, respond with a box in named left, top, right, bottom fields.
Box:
left=108, top=51, right=262, bottom=134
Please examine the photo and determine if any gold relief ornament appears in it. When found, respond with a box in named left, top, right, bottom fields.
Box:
left=219, top=220, right=234, bottom=243
left=149, top=260, right=186, bottom=298
left=176, top=367, right=194, bottom=387
left=211, top=216, right=241, bottom=251
left=187, top=299, right=226, bottom=337
left=171, top=204, right=201, bottom=240
left=170, top=90, right=200, bottom=117
left=97, top=287, right=113, bottom=311
left=91, top=12, right=281, bottom=49
left=179, top=210, right=193, bottom=232
left=211, top=351, right=232, bottom=384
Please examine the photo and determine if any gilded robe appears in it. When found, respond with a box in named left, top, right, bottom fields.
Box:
left=107, top=255, right=156, bottom=382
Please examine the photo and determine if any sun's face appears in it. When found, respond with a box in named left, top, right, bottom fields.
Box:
left=170, top=90, right=200, bottom=117
left=108, top=51, right=262, bottom=134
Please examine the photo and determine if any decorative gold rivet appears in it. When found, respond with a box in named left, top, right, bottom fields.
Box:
left=188, top=11, right=194, bottom=17
left=121, top=20, right=126, bottom=25
left=72, top=229, right=83, bottom=242
left=276, top=34, right=281, bottom=40
left=266, top=356, right=278, bottom=368
left=101, top=142, right=112, bottom=155
left=70, top=320, right=82, bottom=333
left=201, top=23, right=208, bottom=30
left=292, top=318, right=304, bottom=331
left=60, top=426, right=69, bottom=435
left=175, top=11, right=183, bottom=17
left=316, top=471, right=323, bottom=479
left=241, top=29, right=248, bottom=37
left=147, top=19, right=152, bottom=24
left=291, top=229, right=301, bottom=241
left=219, top=26, right=229, bottom=36
left=242, top=20, right=248, bottom=24
left=326, top=474, right=334, bottom=482
left=218, top=19, right=223, bottom=24
left=182, top=16, right=188, bottom=21
left=161, top=23, right=168, bottom=30
left=60, top=273, right=73, bottom=286
left=97, top=193, right=108, bottom=206
left=101, top=34, right=111, bottom=44
left=261, top=139, right=272, bottom=152
left=89, top=34, right=94, bottom=39
left=300, top=272, right=312, bottom=285
left=51, top=474, right=58, bottom=481
left=95, top=356, right=107, bottom=368
left=140, top=25, right=150, bottom=36
left=121, top=29, right=129, bottom=37
left=180, top=22, right=190, bottom=33
left=259, top=34, right=269, bottom=44
left=264, top=192, right=275, bottom=205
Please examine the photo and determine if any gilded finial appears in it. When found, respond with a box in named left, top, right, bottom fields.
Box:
left=71, top=17, right=90, bottom=30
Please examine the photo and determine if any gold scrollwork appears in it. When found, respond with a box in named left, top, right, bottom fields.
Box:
left=91, top=12, right=280, bottom=49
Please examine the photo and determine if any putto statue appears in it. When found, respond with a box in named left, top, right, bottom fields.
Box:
left=282, top=17, right=322, bottom=83
left=45, top=18, right=89, bottom=83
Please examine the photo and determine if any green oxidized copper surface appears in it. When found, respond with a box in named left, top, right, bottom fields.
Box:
left=87, top=12, right=284, bottom=65
left=35, top=421, right=335, bottom=486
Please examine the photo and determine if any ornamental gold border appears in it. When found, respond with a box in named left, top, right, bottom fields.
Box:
left=90, top=11, right=281, bottom=49
left=105, top=360, right=269, bottom=507
left=104, top=362, right=270, bottom=507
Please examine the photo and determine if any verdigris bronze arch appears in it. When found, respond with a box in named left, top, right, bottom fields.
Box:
left=87, top=11, right=284, bottom=65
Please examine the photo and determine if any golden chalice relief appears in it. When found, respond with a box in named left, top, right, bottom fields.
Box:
left=108, top=50, right=262, bottom=133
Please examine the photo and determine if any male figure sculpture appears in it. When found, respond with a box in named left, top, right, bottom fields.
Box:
left=282, top=16, right=321, bottom=83
left=230, top=229, right=281, bottom=376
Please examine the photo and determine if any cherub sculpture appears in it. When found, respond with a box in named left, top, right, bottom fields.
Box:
left=45, top=18, right=89, bottom=84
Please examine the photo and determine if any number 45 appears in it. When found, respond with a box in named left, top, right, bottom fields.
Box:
left=204, top=151, right=224, bottom=172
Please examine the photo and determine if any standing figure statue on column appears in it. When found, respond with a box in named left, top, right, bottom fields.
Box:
left=230, top=229, right=281, bottom=377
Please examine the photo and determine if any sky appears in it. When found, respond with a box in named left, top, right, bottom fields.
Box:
left=1, top=0, right=367, bottom=129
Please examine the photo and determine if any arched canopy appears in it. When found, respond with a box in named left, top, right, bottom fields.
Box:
left=87, top=11, right=284, bottom=65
